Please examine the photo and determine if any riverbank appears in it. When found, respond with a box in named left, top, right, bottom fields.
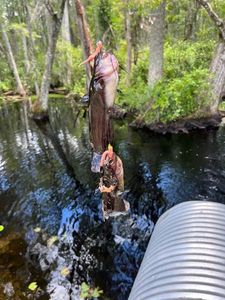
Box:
left=130, top=113, right=224, bottom=134
left=114, top=104, right=225, bottom=134
left=1, top=93, right=224, bottom=134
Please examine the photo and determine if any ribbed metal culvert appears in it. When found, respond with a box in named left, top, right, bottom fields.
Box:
left=129, top=201, right=225, bottom=300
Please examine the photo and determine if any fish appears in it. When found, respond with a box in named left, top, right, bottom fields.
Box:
left=81, top=41, right=119, bottom=172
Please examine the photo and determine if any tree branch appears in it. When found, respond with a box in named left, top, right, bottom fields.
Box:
left=197, top=0, right=225, bottom=40
left=75, top=0, right=93, bottom=54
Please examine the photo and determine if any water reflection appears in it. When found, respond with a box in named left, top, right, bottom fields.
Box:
left=0, top=99, right=225, bottom=299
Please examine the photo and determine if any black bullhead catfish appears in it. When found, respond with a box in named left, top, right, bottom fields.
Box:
left=81, top=41, right=119, bottom=172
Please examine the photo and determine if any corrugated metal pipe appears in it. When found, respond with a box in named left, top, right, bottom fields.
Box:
left=129, top=201, right=225, bottom=300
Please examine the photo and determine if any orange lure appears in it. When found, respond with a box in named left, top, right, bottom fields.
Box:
left=79, top=41, right=103, bottom=66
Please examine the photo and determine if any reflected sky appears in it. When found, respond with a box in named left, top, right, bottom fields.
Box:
left=1, top=99, right=225, bottom=299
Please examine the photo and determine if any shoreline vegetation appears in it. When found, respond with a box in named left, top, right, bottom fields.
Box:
left=1, top=92, right=224, bottom=134
left=1, top=1, right=225, bottom=133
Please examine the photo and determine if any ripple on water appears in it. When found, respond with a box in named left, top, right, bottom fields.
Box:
left=1, top=100, right=225, bottom=299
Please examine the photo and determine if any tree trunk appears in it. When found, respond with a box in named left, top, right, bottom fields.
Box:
left=148, top=1, right=166, bottom=87
left=62, top=0, right=72, bottom=85
left=10, top=30, right=19, bottom=59
left=209, top=42, right=225, bottom=113
left=62, top=0, right=71, bottom=43
left=22, top=35, right=31, bottom=75
left=126, top=5, right=132, bottom=86
left=197, top=0, right=225, bottom=113
left=39, top=0, right=67, bottom=112
left=184, top=0, right=200, bottom=40
left=22, top=0, right=40, bottom=95
left=1, top=26, right=26, bottom=96
left=74, top=0, right=93, bottom=92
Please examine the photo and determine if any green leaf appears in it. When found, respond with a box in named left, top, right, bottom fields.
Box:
left=80, top=282, right=103, bottom=299
left=92, top=287, right=103, bottom=297
left=28, top=282, right=38, bottom=291
left=80, top=291, right=89, bottom=299
left=81, top=282, right=89, bottom=292
left=0, top=225, right=4, bottom=232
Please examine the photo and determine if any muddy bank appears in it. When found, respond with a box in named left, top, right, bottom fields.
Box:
left=130, top=113, right=224, bottom=134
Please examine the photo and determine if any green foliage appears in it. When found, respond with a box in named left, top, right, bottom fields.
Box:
left=116, top=45, right=149, bottom=110
left=114, top=40, right=127, bottom=67
left=86, top=0, right=124, bottom=50
left=0, top=59, right=13, bottom=92
left=146, top=68, right=210, bottom=123
left=98, top=0, right=124, bottom=49
left=0, top=0, right=221, bottom=124
left=97, top=0, right=111, bottom=34
left=128, top=0, right=163, bottom=14
left=218, top=101, right=225, bottom=111
left=54, top=40, right=86, bottom=94
left=118, top=81, right=150, bottom=111
left=7, top=22, right=29, bottom=36
left=0, top=80, right=11, bottom=93
left=164, top=41, right=216, bottom=78
left=117, top=41, right=212, bottom=123
left=208, top=0, right=225, bottom=18
left=80, top=282, right=103, bottom=299
left=130, top=48, right=149, bottom=83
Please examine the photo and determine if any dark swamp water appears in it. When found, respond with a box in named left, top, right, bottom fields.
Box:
left=1, top=98, right=225, bottom=299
